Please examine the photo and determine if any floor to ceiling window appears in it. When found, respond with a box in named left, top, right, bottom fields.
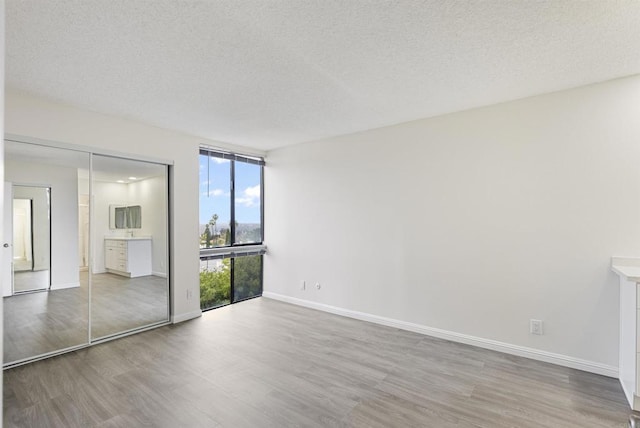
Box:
left=199, top=147, right=264, bottom=311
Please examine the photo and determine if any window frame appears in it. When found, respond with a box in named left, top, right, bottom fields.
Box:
left=199, top=147, right=264, bottom=249
left=199, top=147, right=265, bottom=311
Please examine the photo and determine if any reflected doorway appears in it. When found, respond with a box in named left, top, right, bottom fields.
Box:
left=12, top=186, right=51, bottom=293
left=13, top=199, right=33, bottom=271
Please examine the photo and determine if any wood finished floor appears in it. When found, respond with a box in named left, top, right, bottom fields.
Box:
left=3, top=272, right=168, bottom=364
left=13, top=270, right=49, bottom=293
left=3, top=298, right=631, bottom=427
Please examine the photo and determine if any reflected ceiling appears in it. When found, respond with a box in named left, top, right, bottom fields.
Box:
left=5, top=140, right=165, bottom=183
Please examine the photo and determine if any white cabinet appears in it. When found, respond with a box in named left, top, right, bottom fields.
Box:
left=612, top=257, right=640, bottom=410
left=105, top=238, right=152, bottom=278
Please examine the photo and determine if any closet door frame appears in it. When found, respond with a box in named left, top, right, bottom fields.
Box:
left=3, top=134, right=173, bottom=368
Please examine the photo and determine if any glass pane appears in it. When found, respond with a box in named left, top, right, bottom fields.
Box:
left=199, top=258, right=231, bottom=310
left=3, top=141, right=90, bottom=364
left=91, top=155, right=169, bottom=340
left=199, top=154, right=231, bottom=248
left=234, top=162, right=262, bottom=244
left=233, top=255, right=263, bottom=302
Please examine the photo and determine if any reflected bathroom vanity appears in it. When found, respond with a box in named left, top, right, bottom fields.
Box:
left=105, top=237, right=152, bottom=278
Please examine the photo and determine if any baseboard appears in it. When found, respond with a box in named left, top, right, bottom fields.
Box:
left=50, top=281, right=80, bottom=290
left=262, top=292, right=618, bottom=378
left=171, top=309, right=202, bottom=324
left=152, top=271, right=167, bottom=278
left=621, top=377, right=634, bottom=408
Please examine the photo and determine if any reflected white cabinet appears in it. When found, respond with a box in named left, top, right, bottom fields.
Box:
left=105, top=238, right=152, bottom=278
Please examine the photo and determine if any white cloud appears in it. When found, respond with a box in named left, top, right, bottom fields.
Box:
left=202, top=188, right=229, bottom=197
left=236, top=185, right=260, bottom=207
left=212, top=158, right=230, bottom=164
left=245, top=185, right=260, bottom=198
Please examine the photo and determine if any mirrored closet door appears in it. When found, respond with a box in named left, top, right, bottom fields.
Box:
left=3, top=141, right=91, bottom=364
left=2, top=139, right=171, bottom=366
left=91, top=155, right=169, bottom=340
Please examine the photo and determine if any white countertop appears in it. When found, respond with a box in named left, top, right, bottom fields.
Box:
left=105, top=236, right=152, bottom=241
left=611, top=257, right=640, bottom=282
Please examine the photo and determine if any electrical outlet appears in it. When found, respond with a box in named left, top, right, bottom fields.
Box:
left=301, top=280, right=306, bottom=291
left=315, top=282, right=321, bottom=290
left=530, top=319, right=543, bottom=335
left=187, top=289, right=192, bottom=300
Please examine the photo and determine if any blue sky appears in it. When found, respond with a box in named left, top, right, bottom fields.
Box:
left=199, top=155, right=261, bottom=226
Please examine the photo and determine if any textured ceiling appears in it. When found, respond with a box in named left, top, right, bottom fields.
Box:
left=6, top=1, right=640, bottom=151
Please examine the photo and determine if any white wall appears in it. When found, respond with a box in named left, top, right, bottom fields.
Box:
left=5, top=88, right=264, bottom=322
left=6, top=160, right=80, bottom=289
left=264, top=75, right=640, bottom=373
left=128, top=175, right=168, bottom=276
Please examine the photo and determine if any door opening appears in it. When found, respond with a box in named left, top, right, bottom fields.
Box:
left=12, top=186, right=51, bottom=293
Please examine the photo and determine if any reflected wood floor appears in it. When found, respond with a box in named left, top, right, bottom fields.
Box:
left=3, top=272, right=168, bottom=364
left=3, top=298, right=630, bottom=427
left=13, top=270, right=49, bottom=293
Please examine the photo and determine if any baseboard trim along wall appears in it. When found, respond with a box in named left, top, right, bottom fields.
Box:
left=50, top=281, right=80, bottom=290
left=262, top=292, right=618, bottom=378
left=152, top=271, right=168, bottom=278
left=171, top=309, right=202, bottom=324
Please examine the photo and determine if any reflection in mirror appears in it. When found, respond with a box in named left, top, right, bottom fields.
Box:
left=112, top=204, right=125, bottom=228
left=127, top=205, right=141, bottom=228
left=3, top=141, right=90, bottom=365
left=91, top=155, right=169, bottom=339
left=109, top=204, right=142, bottom=229
left=12, top=186, right=51, bottom=293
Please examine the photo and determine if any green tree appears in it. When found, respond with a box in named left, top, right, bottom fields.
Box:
left=233, top=256, right=262, bottom=300
left=209, top=214, right=219, bottom=237
left=201, top=224, right=212, bottom=248
left=199, top=259, right=230, bottom=309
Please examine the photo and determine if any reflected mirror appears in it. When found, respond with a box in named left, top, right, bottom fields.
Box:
left=109, top=204, right=142, bottom=229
